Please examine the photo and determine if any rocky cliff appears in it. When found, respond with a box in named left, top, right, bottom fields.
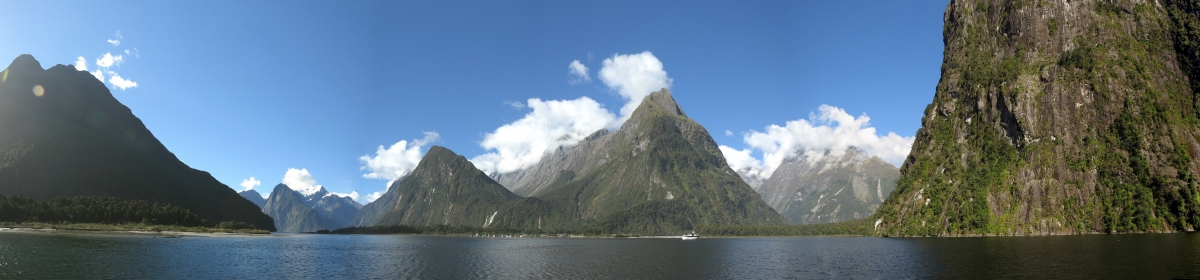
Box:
left=262, top=184, right=328, bottom=232
left=876, top=0, right=1200, bottom=236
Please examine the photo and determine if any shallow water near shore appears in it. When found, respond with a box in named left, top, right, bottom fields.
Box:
left=0, top=231, right=1196, bottom=279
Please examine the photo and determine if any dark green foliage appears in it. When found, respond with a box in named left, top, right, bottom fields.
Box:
left=0, top=194, right=209, bottom=227
left=696, top=219, right=873, bottom=236
left=1058, top=45, right=1097, bottom=73
left=215, top=220, right=256, bottom=230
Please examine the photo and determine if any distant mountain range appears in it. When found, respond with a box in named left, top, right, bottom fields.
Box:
left=0, top=55, right=274, bottom=230
left=239, top=189, right=267, bottom=208
left=252, top=184, right=361, bottom=233
left=354, top=89, right=783, bottom=234
left=752, top=148, right=899, bottom=225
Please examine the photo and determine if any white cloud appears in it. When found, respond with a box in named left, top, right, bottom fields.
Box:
left=109, top=72, right=137, bottom=90
left=725, top=130, right=733, bottom=137
left=360, top=131, right=439, bottom=182
left=282, top=168, right=324, bottom=196
left=724, top=105, right=914, bottom=178
left=504, top=101, right=526, bottom=109
left=568, top=60, right=590, bottom=84
left=471, top=97, right=615, bottom=175
left=598, top=51, right=673, bottom=125
left=240, top=177, right=261, bottom=191
left=90, top=70, right=105, bottom=82
left=74, top=56, right=88, bottom=71
left=95, top=52, right=123, bottom=68
left=719, top=146, right=764, bottom=176
left=330, top=191, right=360, bottom=202
left=107, top=39, right=121, bottom=46
left=364, top=191, right=384, bottom=203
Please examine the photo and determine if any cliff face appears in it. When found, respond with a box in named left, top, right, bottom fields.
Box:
left=261, top=184, right=327, bottom=233
left=876, top=0, right=1200, bottom=236
left=757, top=148, right=899, bottom=225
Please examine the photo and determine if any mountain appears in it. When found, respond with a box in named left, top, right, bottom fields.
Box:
left=0, top=55, right=274, bottom=231
left=489, top=89, right=784, bottom=233
left=298, top=187, right=362, bottom=229
left=351, top=146, right=521, bottom=227
left=755, top=148, right=899, bottom=225
left=875, top=0, right=1200, bottom=236
left=733, top=169, right=767, bottom=190
left=261, top=184, right=327, bottom=232
left=238, top=189, right=267, bottom=208
left=260, top=184, right=362, bottom=232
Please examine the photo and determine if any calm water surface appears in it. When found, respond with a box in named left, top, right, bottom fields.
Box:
left=0, top=231, right=1196, bottom=279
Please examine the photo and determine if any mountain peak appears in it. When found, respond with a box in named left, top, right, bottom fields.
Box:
left=5, top=54, right=42, bottom=73
left=641, top=88, right=685, bottom=117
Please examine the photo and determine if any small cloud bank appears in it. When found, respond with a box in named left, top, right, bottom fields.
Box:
left=719, top=105, right=914, bottom=178
left=359, top=131, right=440, bottom=203
left=568, top=60, right=590, bottom=84
left=239, top=177, right=261, bottom=192
left=75, top=32, right=138, bottom=91
left=330, top=191, right=360, bottom=202
left=282, top=168, right=324, bottom=197
left=598, top=51, right=672, bottom=125
left=471, top=97, right=615, bottom=175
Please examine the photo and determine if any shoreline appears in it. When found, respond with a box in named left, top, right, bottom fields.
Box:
left=0, top=223, right=271, bottom=238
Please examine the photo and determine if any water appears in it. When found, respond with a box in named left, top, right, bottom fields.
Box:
left=0, top=231, right=1197, bottom=279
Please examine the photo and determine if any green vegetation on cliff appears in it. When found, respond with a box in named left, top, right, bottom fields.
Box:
left=876, top=0, right=1200, bottom=236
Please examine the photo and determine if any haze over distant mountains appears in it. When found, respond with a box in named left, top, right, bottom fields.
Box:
left=0, top=55, right=274, bottom=230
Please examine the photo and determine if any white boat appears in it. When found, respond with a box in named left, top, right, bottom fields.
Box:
left=681, top=232, right=699, bottom=240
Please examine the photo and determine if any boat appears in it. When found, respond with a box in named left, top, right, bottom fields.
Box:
left=682, top=232, right=699, bottom=240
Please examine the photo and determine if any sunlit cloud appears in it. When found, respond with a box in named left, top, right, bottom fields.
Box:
left=76, top=32, right=139, bottom=91
left=598, top=51, right=673, bottom=126
left=240, top=177, right=262, bottom=191
left=471, top=97, right=614, bottom=175
left=568, top=60, right=590, bottom=84
left=719, top=105, right=915, bottom=179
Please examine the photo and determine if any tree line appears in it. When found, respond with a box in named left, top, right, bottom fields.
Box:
left=0, top=194, right=209, bottom=227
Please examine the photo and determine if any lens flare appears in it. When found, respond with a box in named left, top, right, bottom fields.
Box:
left=2, top=69, right=7, bottom=83
left=33, top=85, right=44, bottom=97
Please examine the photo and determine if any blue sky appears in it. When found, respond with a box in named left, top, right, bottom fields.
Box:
left=0, top=0, right=947, bottom=203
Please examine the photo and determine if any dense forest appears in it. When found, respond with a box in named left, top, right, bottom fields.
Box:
left=695, top=219, right=873, bottom=236
left=0, top=195, right=210, bottom=227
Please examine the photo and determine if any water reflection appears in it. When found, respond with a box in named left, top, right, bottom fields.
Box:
left=0, top=232, right=1195, bottom=279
